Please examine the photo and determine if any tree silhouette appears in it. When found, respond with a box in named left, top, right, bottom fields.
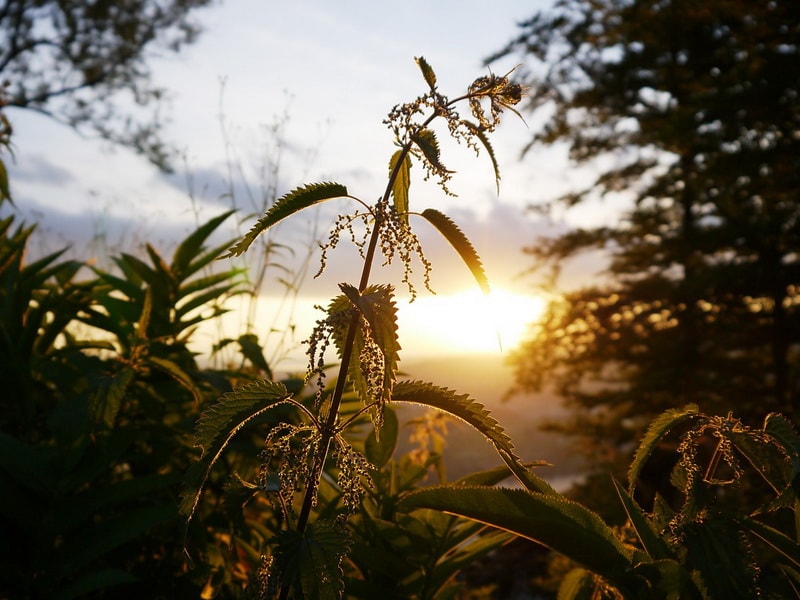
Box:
left=0, top=0, right=212, bottom=170
left=492, top=0, right=800, bottom=466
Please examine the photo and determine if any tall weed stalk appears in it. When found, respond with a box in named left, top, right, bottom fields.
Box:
left=180, top=57, right=536, bottom=597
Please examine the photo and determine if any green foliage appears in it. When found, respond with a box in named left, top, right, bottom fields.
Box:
left=180, top=380, right=294, bottom=521
left=266, top=521, right=350, bottom=600
left=419, top=208, right=490, bottom=295
left=0, top=211, right=260, bottom=597
left=390, top=379, right=554, bottom=495
left=402, top=407, right=800, bottom=599
left=388, top=149, right=411, bottom=224
left=182, top=57, right=527, bottom=598
left=224, top=182, right=349, bottom=258
left=628, top=404, right=700, bottom=494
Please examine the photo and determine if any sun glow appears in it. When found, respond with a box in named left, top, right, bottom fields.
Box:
left=399, top=288, right=546, bottom=355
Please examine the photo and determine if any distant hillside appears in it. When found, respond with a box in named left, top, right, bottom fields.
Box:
left=398, top=353, right=585, bottom=490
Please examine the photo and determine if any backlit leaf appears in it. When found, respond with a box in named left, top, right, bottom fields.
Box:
left=682, top=515, right=760, bottom=598
left=388, top=149, right=411, bottom=224
left=148, top=356, right=204, bottom=407
left=339, top=283, right=400, bottom=407
left=739, top=515, right=800, bottom=570
left=764, top=412, right=800, bottom=494
left=415, top=56, right=437, bottom=90
left=558, top=568, right=599, bottom=600
left=365, top=406, right=398, bottom=468
left=400, top=485, right=633, bottom=585
left=89, top=367, right=136, bottom=429
left=628, top=404, right=701, bottom=495
left=223, top=182, right=347, bottom=258
left=180, top=380, right=293, bottom=520
left=411, top=128, right=449, bottom=173
left=390, top=380, right=553, bottom=494
left=420, top=209, right=490, bottom=295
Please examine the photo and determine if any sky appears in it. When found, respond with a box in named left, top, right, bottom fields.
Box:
left=3, top=0, right=618, bottom=369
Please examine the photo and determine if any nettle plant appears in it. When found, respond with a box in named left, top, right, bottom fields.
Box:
left=180, top=58, right=538, bottom=597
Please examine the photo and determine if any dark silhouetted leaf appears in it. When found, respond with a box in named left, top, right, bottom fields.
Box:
left=180, top=380, right=292, bottom=520
left=271, top=520, right=349, bottom=600
left=415, top=56, right=437, bottom=90
left=224, top=182, right=347, bottom=258
left=388, top=149, right=411, bottom=224
left=628, top=404, right=701, bottom=494
left=420, top=209, right=490, bottom=295
left=391, top=380, right=553, bottom=494
left=400, top=485, right=633, bottom=586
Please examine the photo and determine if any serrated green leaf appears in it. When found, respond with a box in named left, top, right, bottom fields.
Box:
left=271, top=520, right=349, bottom=600
left=728, top=429, right=789, bottom=498
left=415, top=56, right=437, bottom=90
left=389, top=149, right=411, bottom=225
left=224, top=182, right=347, bottom=258
left=390, top=380, right=554, bottom=494
left=452, top=462, right=548, bottom=487
left=400, top=485, right=633, bottom=586
left=682, top=515, right=760, bottom=599
left=765, top=412, right=800, bottom=494
left=325, top=293, right=369, bottom=405
left=180, top=380, right=292, bottom=520
left=628, top=404, right=701, bottom=495
left=339, top=283, right=400, bottom=411
left=411, top=128, right=450, bottom=173
left=463, top=119, right=501, bottom=194
left=420, top=208, right=490, bottom=295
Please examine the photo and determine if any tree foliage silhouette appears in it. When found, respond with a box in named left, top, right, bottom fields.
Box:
left=492, top=0, right=800, bottom=465
left=0, top=0, right=212, bottom=170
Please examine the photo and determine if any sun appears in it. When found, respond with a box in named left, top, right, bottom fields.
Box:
left=398, top=288, right=546, bottom=355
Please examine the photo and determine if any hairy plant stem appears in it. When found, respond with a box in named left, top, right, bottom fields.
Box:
left=277, top=141, right=415, bottom=600
left=279, top=97, right=455, bottom=597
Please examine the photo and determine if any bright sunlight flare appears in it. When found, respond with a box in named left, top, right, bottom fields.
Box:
left=399, top=288, right=546, bottom=355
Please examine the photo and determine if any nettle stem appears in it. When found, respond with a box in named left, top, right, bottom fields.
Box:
left=280, top=143, right=414, bottom=598
left=275, top=59, right=524, bottom=589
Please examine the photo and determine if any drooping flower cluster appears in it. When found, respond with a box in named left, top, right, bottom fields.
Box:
left=384, top=65, right=524, bottom=196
